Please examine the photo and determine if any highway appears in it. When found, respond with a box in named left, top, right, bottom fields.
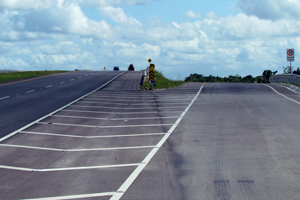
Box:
left=1, top=75, right=300, bottom=199
left=0, top=71, right=124, bottom=137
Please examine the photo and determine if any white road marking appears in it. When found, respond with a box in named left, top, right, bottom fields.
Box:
left=26, top=90, right=35, bottom=93
left=0, top=144, right=63, bottom=151
left=0, top=163, right=139, bottom=172
left=70, top=105, right=186, bottom=109
left=0, top=72, right=126, bottom=143
left=265, top=84, right=300, bottom=105
left=0, top=143, right=155, bottom=152
left=84, top=97, right=192, bottom=102
left=78, top=101, right=189, bottom=106
left=52, top=115, right=179, bottom=120
left=62, top=109, right=182, bottom=114
left=0, top=96, right=10, bottom=100
left=86, top=95, right=194, bottom=99
left=21, top=131, right=165, bottom=138
left=70, top=79, right=74, bottom=81
left=110, top=84, right=205, bottom=200
left=45, top=85, right=52, bottom=88
left=37, top=122, right=173, bottom=128
left=60, top=82, right=65, bottom=84
left=23, top=192, right=115, bottom=200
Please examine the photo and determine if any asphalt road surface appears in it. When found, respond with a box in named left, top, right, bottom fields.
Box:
left=0, top=71, right=124, bottom=137
left=1, top=78, right=300, bottom=200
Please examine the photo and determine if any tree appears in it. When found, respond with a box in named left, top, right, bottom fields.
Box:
left=263, top=70, right=272, bottom=82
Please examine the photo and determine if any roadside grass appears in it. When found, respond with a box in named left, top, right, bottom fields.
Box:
left=0, top=70, right=69, bottom=83
left=141, top=71, right=185, bottom=90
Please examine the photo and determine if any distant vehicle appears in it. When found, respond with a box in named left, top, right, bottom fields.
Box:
left=113, top=66, right=119, bottom=71
left=128, top=64, right=135, bottom=71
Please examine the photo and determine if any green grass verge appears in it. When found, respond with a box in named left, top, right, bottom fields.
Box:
left=141, top=71, right=185, bottom=90
left=0, top=70, right=69, bottom=83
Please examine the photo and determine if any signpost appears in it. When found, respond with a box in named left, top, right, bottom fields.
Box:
left=148, top=59, right=155, bottom=89
left=149, top=64, right=155, bottom=81
left=287, top=49, right=295, bottom=74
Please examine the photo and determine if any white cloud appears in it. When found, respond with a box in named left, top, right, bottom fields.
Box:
left=98, top=6, right=142, bottom=25
left=1, top=0, right=300, bottom=78
left=0, top=57, right=28, bottom=68
left=9, top=3, right=114, bottom=39
left=206, top=11, right=217, bottom=19
left=238, top=0, right=300, bottom=21
left=77, top=0, right=162, bottom=6
left=36, top=41, right=81, bottom=55
left=182, top=10, right=201, bottom=19
left=0, top=0, right=161, bottom=10
left=0, top=0, right=62, bottom=10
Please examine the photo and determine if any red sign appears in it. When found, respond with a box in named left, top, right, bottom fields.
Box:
left=287, top=49, right=295, bottom=62
left=287, top=49, right=294, bottom=56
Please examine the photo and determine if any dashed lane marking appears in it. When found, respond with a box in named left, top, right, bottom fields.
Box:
left=45, top=85, right=52, bottom=88
left=0, top=72, right=126, bottom=143
left=26, top=90, right=35, bottom=94
left=0, top=96, right=10, bottom=100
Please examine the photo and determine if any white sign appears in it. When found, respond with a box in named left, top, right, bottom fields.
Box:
left=287, top=49, right=295, bottom=62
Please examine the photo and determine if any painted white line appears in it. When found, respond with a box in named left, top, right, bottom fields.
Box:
left=45, top=85, right=52, bottom=88
left=0, top=163, right=139, bottom=172
left=110, top=84, right=205, bottom=200
left=70, top=105, right=186, bottom=109
left=0, top=143, right=155, bottom=152
left=84, top=97, right=192, bottom=102
left=86, top=95, right=194, bottom=99
left=60, top=82, right=65, bottom=84
left=0, top=72, right=127, bottom=143
left=23, top=192, right=115, bottom=200
left=70, top=79, right=74, bottom=81
left=20, top=131, right=166, bottom=139
left=21, top=131, right=165, bottom=138
left=0, top=165, right=34, bottom=172
left=62, top=109, right=182, bottom=114
left=78, top=101, right=189, bottom=106
left=265, top=84, right=300, bottom=105
left=41, top=163, right=139, bottom=172
left=26, top=90, right=35, bottom=93
left=67, top=146, right=156, bottom=152
left=0, top=96, right=10, bottom=100
left=276, top=84, right=300, bottom=94
left=0, top=144, right=63, bottom=151
left=52, top=115, right=179, bottom=120
left=37, top=122, right=173, bottom=128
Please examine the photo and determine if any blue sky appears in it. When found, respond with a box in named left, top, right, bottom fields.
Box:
left=0, top=0, right=300, bottom=79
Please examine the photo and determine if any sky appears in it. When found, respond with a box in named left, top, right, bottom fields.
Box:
left=0, top=0, right=300, bottom=80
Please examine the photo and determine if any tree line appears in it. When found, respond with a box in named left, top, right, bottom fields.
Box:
left=184, top=70, right=278, bottom=83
